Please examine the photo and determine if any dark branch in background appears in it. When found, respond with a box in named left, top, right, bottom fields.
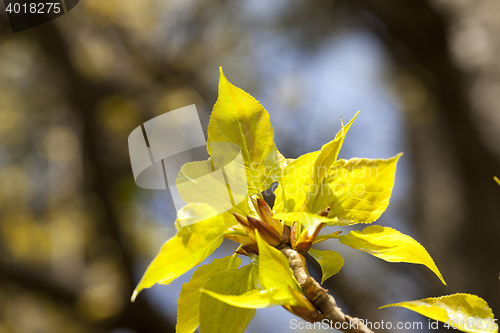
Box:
left=280, top=246, right=374, bottom=333
left=31, top=22, right=175, bottom=333
left=0, top=261, right=79, bottom=304
left=0, top=261, right=112, bottom=332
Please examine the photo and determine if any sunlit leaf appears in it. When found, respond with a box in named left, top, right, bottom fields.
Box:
left=177, top=255, right=241, bottom=333
left=274, top=211, right=330, bottom=236
left=201, top=288, right=294, bottom=309
left=274, top=151, right=320, bottom=213
left=276, top=150, right=289, bottom=176
left=131, top=204, right=227, bottom=301
left=256, top=233, right=314, bottom=311
left=380, top=294, right=498, bottom=333
left=307, top=113, right=358, bottom=211
left=256, top=230, right=300, bottom=291
left=201, top=231, right=305, bottom=310
left=313, top=231, right=342, bottom=244
left=176, top=152, right=248, bottom=218
left=314, top=154, right=402, bottom=225
left=308, top=248, right=344, bottom=284
left=207, top=67, right=283, bottom=194
left=274, top=114, right=357, bottom=214
left=200, top=264, right=256, bottom=333
left=339, top=225, right=446, bottom=285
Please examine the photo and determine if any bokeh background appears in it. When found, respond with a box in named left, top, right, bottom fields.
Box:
left=0, top=1, right=499, bottom=332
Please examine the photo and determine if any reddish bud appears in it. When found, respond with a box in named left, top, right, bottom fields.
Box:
left=247, top=215, right=282, bottom=246
left=232, top=213, right=256, bottom=241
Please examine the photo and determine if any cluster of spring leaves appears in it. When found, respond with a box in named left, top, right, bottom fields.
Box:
left=132, top=68, right=498, bottom=333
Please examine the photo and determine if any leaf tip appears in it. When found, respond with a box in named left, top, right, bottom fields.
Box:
left=219, top=65, right=228, bottom=82
left=131, top=289, right=139, bottom=303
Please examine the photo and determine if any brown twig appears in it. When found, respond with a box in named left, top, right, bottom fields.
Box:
left=280, top=246, right=374, bottom=333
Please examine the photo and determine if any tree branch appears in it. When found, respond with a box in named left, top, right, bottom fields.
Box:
left=280, top=246, right=374, bottom=333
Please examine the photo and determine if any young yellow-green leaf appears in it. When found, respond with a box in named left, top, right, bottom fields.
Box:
left=247, top=253, right=260, bottom=290
left=275, top=114, right=358, bottom=214
left=201, top=232, right=305, bottom=310
left=339, top=225, right=446, bottom=285
left=274, top=151, right=320, bottom=213
left=313, top=231, right=342, bottom=244
left=274, top=212, right=331, bottom=236
left=201, top=287, right=294, bottom=309
left=308, top=248, right=344, bottom=284
left=131, top=204, right=227, bottom=301
left=255, top=230, right=300, bottom=291
left=276, top=150, right=288, bottom=177
left=312, top=113, right=357, bottom=181
left=176, top=153, right=248, bottom=218
left=315, top=154, right=402, bottom=225
left=200, top=264, right=256, bottom=333
left=207, top=67, right=283, bottom=194
left=380, top=294, right=498, bottom=333
left=177, top=255, right=241, bottom=333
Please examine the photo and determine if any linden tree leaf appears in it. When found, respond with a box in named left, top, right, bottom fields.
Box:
left=380, top=294, right=498, bottom=333
left=176, top=255, right=241, bottom=333
left=131, top=204, right=227, bottom=301
left=308, top=248, right=344, bottom=284
left=315, top=154, right=402, bottom=225
left=200, top=264, right=256, bottom=333
left=207, top=67, right=283, bottom=194
left=339, top=225, right=446, bottom=285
